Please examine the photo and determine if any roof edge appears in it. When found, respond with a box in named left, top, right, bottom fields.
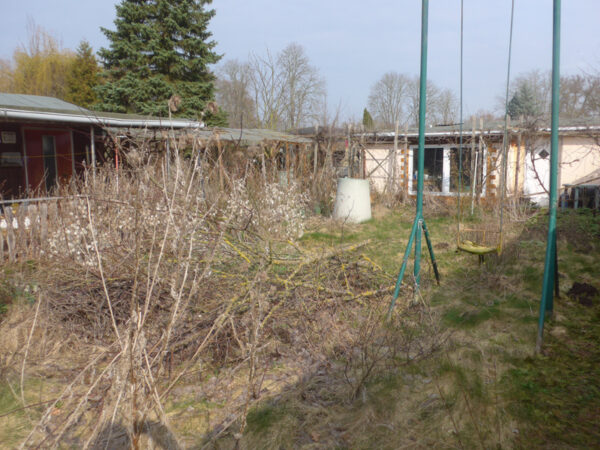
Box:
left=0, top=107, right=203, bottom=129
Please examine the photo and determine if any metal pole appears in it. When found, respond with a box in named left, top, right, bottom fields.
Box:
left=389, top=218, right=419, bottom=315
left=389, top=0, right=431, bottom=313
left=413, top=0, right=429, bottom=290
left=414, top=219, right=423, bottom=289
left=415, top=0, right=428, bottom=223
left=499, top=0, right=515, bottom=248
left=422, top=219, right=440, bottom=284
left=457, top=0, right=464, bottom=240
left=470, top=116, right=476, bottom=215
left=537, top=0, right=561, bottom=353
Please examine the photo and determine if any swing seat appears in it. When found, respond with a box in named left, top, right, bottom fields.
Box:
left=457, top=225, right=502, bottom=256
left=457, top=240, right=498, bottom=255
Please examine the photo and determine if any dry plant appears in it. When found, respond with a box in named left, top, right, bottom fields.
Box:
left=0, top=134, right=401, bottom=447
left=15, top=142, right=234, bottom=448
left=337, top=302, right=447, bottom=401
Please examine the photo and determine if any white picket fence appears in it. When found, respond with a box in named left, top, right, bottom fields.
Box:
left=0, top=201, right=57, bottom=262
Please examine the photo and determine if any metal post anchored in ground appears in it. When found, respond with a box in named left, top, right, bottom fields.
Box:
left=388, top=0, right=440, bottom=317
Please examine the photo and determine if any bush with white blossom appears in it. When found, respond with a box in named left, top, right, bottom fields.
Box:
left=226, top=179, right=309, bottom=239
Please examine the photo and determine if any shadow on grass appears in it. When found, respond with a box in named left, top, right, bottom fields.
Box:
left=90, top=421, right=182, bottom=450
left=200, top=208, right=600, bottom=449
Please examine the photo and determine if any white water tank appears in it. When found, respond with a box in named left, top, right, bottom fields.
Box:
left=332, top=178, right=372, bottom=223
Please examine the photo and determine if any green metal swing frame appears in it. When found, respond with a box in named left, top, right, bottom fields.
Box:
left=388, top=0, right=440, bottom=316
left=389, top=0, right=561, bottom=340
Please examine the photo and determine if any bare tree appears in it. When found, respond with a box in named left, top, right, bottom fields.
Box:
left=432, top=88, right=459, bottom=125
left=503, top=69, right=600, bottom=122
left=405, top=77, right=457, bottom=127
left=216, top=59, right=258, bottom=128
left=243, top=44, right=325, bottom=130
left=560, top=73, right=600, bottom=119
left=314, top=92, right=344, bottom=130
left=367, top=72, right=459, bottom=129
left=503, top=70, right=551, bottom=122
left=248, top=49, right=285, bottom=130
left=367, top=72, right=410, bottom=128
left=278, top=43, right=325, bottom=130
left=560, top=74, right=587, bottom=119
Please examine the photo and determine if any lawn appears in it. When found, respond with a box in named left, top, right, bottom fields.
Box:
left=1, top=204, right=598, bottom=448
left=234, top=206, right=600, bottom=449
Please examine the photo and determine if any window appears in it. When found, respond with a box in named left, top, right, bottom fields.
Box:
left=412, top=147, right=443, bottom=192
left=42, top=135, right=57, bottom=191
left=410, top=144, right=487, bottom=196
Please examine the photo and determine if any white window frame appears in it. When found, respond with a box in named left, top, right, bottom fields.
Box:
left=408, top=143, right=488, bottom=197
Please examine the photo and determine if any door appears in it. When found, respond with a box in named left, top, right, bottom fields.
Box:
left=24, top=129, right=73, bottom=193
left=42, top=135, right=57, bottom=191
left=524, top=147, right=550, bottom=206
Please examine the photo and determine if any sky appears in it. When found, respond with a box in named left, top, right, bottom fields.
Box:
left=2, top=0, right=600, bottom=121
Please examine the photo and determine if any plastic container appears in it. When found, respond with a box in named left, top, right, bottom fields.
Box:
left=332, top=178, right=372, bottom=223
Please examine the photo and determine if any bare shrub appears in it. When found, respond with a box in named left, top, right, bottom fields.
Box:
left=0, top=137, right=399, bottom=447
left=336, top=302, right=446, bottom=401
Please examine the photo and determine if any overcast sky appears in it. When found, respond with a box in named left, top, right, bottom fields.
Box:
left=2, top=1, right=599, bottom=121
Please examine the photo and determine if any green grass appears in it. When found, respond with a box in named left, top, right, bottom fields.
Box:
left=300, top=231, right=359, bottom=245
left=438, top=360, right=486, bottom=400
left=246, top=403, right=284, bottom=434
left=522, top=265, right=543, bottom=292
left=198, top=206, right=600, bottom=448
left=367, top=374, right=403, bottom=416
left=8, top=205, right=588, bottom=449
left=503, top=302, right=600, bottom=447
left=504, top=293, right=535, bottom=310
left=442, top=305, right=503, bottom=328
left=300, top=231, right=339, bottom=243
left=0, top=380, right=49, bottom=447
left=0, top=279, right=16, bottom=317
left=318, top=208, right=597, bottom=447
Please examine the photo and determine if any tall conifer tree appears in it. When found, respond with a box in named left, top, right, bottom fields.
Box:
left=362, top=108, right=374, bottom=130
left=96, top=0, right=223, bottom=123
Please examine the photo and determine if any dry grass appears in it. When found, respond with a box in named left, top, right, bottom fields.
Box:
left=2, top=138, right=594, bottom=448
left=0, top=141, right=438, bottom=448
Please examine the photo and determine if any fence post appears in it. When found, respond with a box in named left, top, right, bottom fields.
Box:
left=5, top=206, right=16, bottom=262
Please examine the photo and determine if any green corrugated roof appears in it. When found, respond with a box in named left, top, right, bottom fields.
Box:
left=0, top=92, right=200, bottom=127
left=0, top=93, right=310, bottom=143
left=0, top=93, right=84, bottom=112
